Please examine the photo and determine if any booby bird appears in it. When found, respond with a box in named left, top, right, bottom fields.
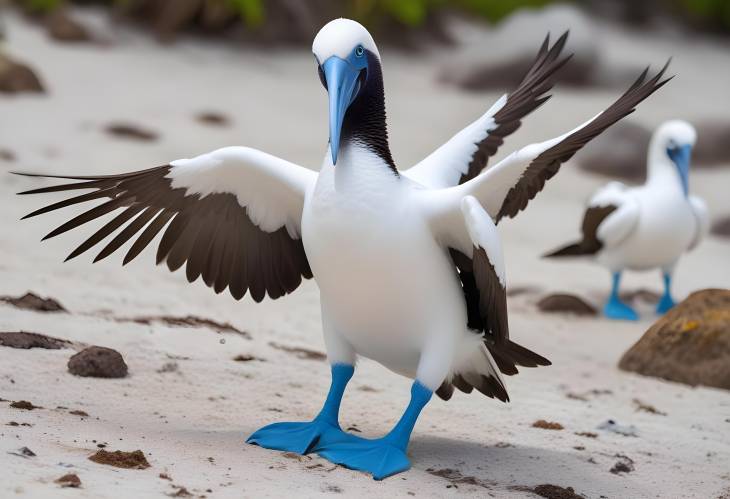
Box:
left=16, top=18, right=669, bottom=479
left=545, top=120, right=708, bottom=320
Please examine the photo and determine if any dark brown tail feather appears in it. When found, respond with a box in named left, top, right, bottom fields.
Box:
left=543, top=241, right=596, bottom=258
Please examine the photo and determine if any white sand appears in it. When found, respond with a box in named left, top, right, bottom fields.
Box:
left=1, top=8, right=730, bottom=499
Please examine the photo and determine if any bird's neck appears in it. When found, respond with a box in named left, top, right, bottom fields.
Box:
left=646, top=144, right=684, bottom=197
left=340, top=59, right=397, bottom=175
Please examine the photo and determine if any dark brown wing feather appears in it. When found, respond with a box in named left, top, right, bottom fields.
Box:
left=457, top=32, right=573, bottom=185
left=544, top=204, right=618, bottom=257
left=16, top=165, right=312, bottom=302
left=495, top=62, right=672, bottom=223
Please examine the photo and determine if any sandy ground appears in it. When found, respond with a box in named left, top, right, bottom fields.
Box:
left=2, top=8, right=730, bottom=499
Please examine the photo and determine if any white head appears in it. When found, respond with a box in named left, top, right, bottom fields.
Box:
left=648, top=120, right=697, bottom=196
left=311, top=19, right=383, bottom=165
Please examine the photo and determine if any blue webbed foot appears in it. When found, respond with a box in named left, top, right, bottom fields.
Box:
left=603, top=298, right=639, bottom=321
left=655, top=293, right=675, bottom=315
left=315, top=435, right=411, bottom=480
left=247, top=419, right=348, bottom=455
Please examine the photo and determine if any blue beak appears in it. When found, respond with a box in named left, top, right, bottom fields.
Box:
left=668, top=144, right=692, bottom=197
left=322, top=56, right=362, bottom=165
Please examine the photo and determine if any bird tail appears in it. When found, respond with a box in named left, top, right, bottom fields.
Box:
left=543, top=241, right=593, bottom=258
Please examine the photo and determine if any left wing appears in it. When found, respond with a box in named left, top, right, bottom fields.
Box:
left=16, top=146, right=317, bottom=302
left=427, top=63, right=670, bottom=225
left=403, top=32, right=570, bottom=189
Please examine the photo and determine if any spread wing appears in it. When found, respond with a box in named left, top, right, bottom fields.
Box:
left=436, top=63, right=670, bottom=224
left=403, top=32, right=571, bottom=189
left=16, top=146, right=317, bottom=302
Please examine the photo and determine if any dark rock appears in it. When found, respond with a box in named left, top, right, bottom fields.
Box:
left=694, top=120, right=730, bottom=166
left=56, top=473, right=82, bottom=488
left=8, top=446, right=36, bottom=458
left=537, top=293, right=597, bottom=316
left=46, top=10, right=92, bottom=43
left=89, top=449, right=150, bottom=469
left=0, top=54, right=45, bottom=94
left=232, top=354, right=263, bottom=362
left=532, top=484, right=585, bottom=499
left=576, top=121, right=650, bottom=181
left=195, top=111, right=231, bottom=127
left=0, top=292, right=66, bottom=312
left=619, top=289, right=730, bottom=390
left=69, top=409, right=89, bottom=417
left=609, top=455, right=635, bottom=474
left=68, top=346, right=128, bottom=378
left=105, top=123, right=158, bottom=142
left=711, top=217, right=730, bottom=238
left=0, top=332, right=70, bottom=350
left=10, top=400, right=41, bottom=410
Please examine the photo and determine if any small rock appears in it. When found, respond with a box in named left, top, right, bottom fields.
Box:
left=56, top=473, right=82, bottom=488
left=105, top=123, right=158, bottom=142
left=619, top=289, right=730, bottom=390
left=0, top=54, right=45, bottom=94
left=597, top=419, right=638, bottom=437
left=9, top=446, right=36, bottom=458
left=196, top=112, right=231, bottom=127
left=0, top=292, right=66, bottom=312
left=10, top=400, right=40, bottom=410
left=157, top=362, right=178, bottom=374
left=537, top=293, right=597, bottom=316
left=609, top=455, right=635, bottom=474
left=574, top=431, right=598, bottom=438
left=0, top=332, right=70, bottom=350
left=533, top=484, right=585, bottom=499
left=46, top=10, right=91, bottom=43
left=68, top=346, right=128, bottom=378
left=232, top=354, right=263, bottom=362
left=575, top=121, right=650, bottom=181
left=711, top=217, right=730, bottom=239
left=89, top=449, right=150, bottom=469
left=69, top=409, right=89, bottom=417
left=532, top=419, right=564, bottom=430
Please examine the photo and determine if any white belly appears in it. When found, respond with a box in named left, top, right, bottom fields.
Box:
left=301, top=150, right=465, bottom=377
left=598, top=192, right=696, bottom=271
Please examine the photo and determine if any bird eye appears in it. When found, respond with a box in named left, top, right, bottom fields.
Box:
left=355, top=45, right=364, bottom=57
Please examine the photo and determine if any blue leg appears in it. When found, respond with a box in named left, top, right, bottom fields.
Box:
left=247, top=363, right=353, bottom=454
left=656, top=272, right=676, bottom=314
left=314, top=381, right=432, bottom=480
left=603, top=272, right=638, bottom=321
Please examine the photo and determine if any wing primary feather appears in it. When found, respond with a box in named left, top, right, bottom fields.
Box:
left=93, top=207, right=159, bottom=263
left=124, top=209, right=175, bottom=265
left=65, top=204, right=145, bottom=261
left=42, top=197, right=128, bottom=241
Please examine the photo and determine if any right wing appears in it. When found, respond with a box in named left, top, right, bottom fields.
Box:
left=16, top=146, right=317, bottom=302
left=403, top=32, right=571, bottom=189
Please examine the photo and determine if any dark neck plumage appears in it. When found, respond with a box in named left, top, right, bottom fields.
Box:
left=340, top=52, right=397, bottom=174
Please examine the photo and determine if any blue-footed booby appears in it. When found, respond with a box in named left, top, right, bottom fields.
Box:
left=545, top=120, right=708, bottom=320
left=16, top=18, right=669, bottom=479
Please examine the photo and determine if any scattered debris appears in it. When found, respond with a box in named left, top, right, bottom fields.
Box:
left=575, top=431, right=598, bottom=439
left=168, top=486, right=192, bottom=497
left=610, top=455, right=635, bottom=474
left=69, top=409, right=89, bottom=417
left=196, top=112, right=231, bottom=127
left=9, top=446, right=36, bottom=458
left=632, top=398, right=666, bottom=416
left=597, top=419, right=638, bottom=437
left=157, top=362, right=179, bottom=374
left=0, top=332, right=70, bottom=350
left=282, top=452, right=310, bottom=462
left=68, top=346, right=128, bottom=378
left=126, top=315, right=250, bottom=338
left=105, top=123, right=159, bottom=142
left=322, top=484, right=343, bottom=493
left=0, top=54, right=45, bottom=94
left=233, top=354, right=264, bottom=362
left=532, top=484, right=585, bottom=499
left=532, top=420, right=564, bottom=430
left=89, top=449, right=150, bottom=469
left=269, top=342, right=326, bottom=361
left=0, top=292, right=66, bottom=312
left=537, top=294, right=597, bottom=316
left=619, top=289, right=730, bottom=390
left=46, top=9, right=92, bottom=43
left=10, top=400, right=40, bottom=410
left=55, top=473, right=82, bottom=488
left=159, top=473, right=172, bottom=481
left=426, top=468, right=493, bottom=488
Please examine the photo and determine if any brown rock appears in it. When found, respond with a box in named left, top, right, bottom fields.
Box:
left=619, top=289, right=730, bottom=390
left=46, top=10, right=91, bottom=43
left=68, top=346, right=128, bottom=378
left=0, top=292, right=66, bottom=312
left=89, top=449, right=150, bottom=469
left=711, top=217, right=730, bottom=238
left=105, top=123, right=158, bottom=142
left=0, top=332, right=70, bottom=350
left=56, top=473, right=82, bottom=488
left=10, top=400, right=41, bottom=410
left=537, top=293, right=597, bottom=316
left=575, top=121, right=650, bottom=181
left=533, top=484, right=585, bottom=499
left=0, top=54, right=45, bottom=94
left=532, top=419, right=564, bottom=430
